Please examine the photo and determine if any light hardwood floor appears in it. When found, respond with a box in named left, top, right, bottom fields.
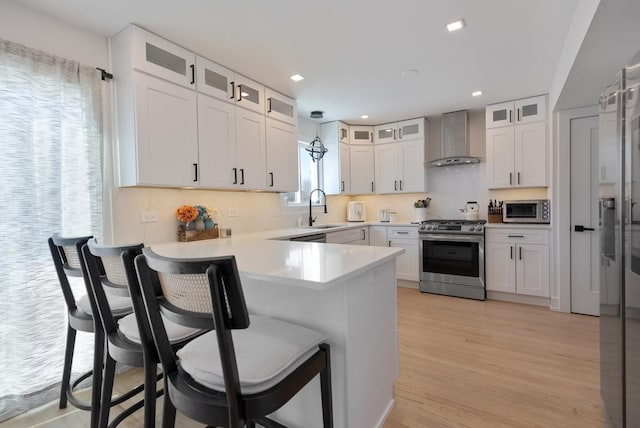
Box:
left=3, top=288, right=610, bottom=427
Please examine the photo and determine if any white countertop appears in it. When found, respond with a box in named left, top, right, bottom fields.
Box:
left=244, top=221, right=418, bottom=241
left=484, top=223, right=552, bottom=229
left=150, top=231, right=404, bottom=291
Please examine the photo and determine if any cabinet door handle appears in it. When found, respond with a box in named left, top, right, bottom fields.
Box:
left=371, top=181, right=374, bottom=192
left=510, top=246, right=513, bottom=259
left=230, top=81, right=235, bottom=100
left=269, top=172, right=274, bottom=187
left=267, top=98, right=272, bottom=113
left=519, top=247, right=522, bottom=260
left=341, top=180, right=345, bottom=192
left=361, top=229, right=366, bottom=240
left=517, top=172, right=521, bottom=185
left=190, top=64, right=195, bottom=85
left=399, top=180, right=403, bottom=191
left=509, top=173, right=513, bottom=185
left=508, top=235, right=524, bottom=238
left=394, top=180, right=398, bottom=191
left=233, top=167, right=238, bottom=184
left=240, top=168, right=245, bottom=185
left=517, top=108, right=521, bottom=122
left=509, top=109, right=513, bottom=123
left=399, top=128, right=403, bottom=139
left=388, top=240, right=391, bottom=247
left=397, top=231, right=409, bottom=235
left=370, top=132, right=373, bottom=143
left=238, top=85, right=243, bottom=101
left=393, top=129, right=396, bottom=140
left=193, top=163, right=198, bottom=182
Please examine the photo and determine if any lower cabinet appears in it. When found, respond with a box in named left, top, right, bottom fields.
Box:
left=370, top=226, right=419, bottom=281
left=485, top=227, right=550, bottom=297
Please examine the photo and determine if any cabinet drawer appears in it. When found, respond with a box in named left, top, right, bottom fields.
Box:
left=486, top=228, right=549, bottom=245
left=388, top=227, right=418, bottom=239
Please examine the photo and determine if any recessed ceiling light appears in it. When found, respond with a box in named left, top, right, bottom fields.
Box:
left=472, top=91, right=483, bottom=97
left=290, top=74, right=304, bottom=82
left=361, top=115, right=369, bottom=119
left=446, top=19, right=465, bottom=32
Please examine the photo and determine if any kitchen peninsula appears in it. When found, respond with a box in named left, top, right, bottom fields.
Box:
left=150, top=233, right=404, bottom=428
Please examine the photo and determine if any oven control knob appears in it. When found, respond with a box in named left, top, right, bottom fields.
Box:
left=469, top=226, right=476, bottom=231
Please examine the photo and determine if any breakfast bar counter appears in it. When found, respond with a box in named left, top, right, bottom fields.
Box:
left=151, top=236, right=404, bottom=428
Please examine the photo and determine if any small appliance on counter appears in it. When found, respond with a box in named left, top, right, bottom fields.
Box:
left=459, top=201, right=479, bottom=221
left=347, top=201, right=366, bottom=222
left=503, top=200, right=550, bottom=223
left=378, top=208, right=390, bottom=222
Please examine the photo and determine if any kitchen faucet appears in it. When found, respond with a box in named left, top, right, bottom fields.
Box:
left=309, top=188, right=328, bottom=226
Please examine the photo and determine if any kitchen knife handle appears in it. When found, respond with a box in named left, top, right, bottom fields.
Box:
left=240, top=168, right=245, bottom=184
left=230, top=81, right=235, bottom=99
left=190, top=64, right=195, bottom=85
left=233, top=167, right=238, bottom=184
left=193, top=163, right=198, bottom=182
left=269, top=172, right=274, bottom=187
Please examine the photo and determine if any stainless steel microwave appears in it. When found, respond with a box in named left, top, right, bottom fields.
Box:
left=503, top=200, right=550, bottom=223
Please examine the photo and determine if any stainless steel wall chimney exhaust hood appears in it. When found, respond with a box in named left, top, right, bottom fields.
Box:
left=430, top=110, right=481, bottom=167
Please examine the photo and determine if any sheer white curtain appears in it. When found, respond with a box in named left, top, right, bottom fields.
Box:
left=0, top=39, right=103, bottom=421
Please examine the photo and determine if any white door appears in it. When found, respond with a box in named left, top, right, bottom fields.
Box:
left=134, top=73, right=198, bottom=186
left=514, top=121, right=547, bottom=187
left=389, top=239, right=418, bottom=281
left=485, top=242, right=516, bottom=293
left=375, top=144, right=398, bottom=193
left=349, top=145, right=375, bottom=194
left=570, top=115, right=600, bottom=315
left=516, top=244, right=550, bottom=297
left=265, top=118, right=298, bottom=192
left=197, top=94, right=236, bottom=188
left=398, top=139, right=425, bottom=193
left=486, top=127, right=515, bottom=189
left=235, top=108, right=266, bottom=189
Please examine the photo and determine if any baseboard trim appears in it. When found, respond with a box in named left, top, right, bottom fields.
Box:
left=397, top=280, right=419, bottom=289
left=487, top=291, right=550, bottom=307
left=375, top=399, right=396, bottom=428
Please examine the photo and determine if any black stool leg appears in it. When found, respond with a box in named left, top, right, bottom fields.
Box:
left=319, top=344, right=333, bottom=428
left=98, top=353, right=116, bottom=428
left=143, top=354, right=157, bottom=427
left=92, top=329, right=106, bottom=428
left=59, top=324, right=76, bottom=409
left=161, top=380, right=176, bottom=428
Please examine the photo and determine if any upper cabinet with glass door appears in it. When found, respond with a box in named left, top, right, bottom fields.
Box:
left=196, top=55, right=264, bottom=114
left=374, top=118, right=426, bottom=143
left=265, top=88, right=297, bottom=125
left=486, top=95, right=547, bottom=129
left=350, top=126, right=374, bottom=144
left=118, top=25, right=196, bottom=88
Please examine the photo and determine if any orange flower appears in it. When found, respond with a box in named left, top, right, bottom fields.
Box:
left=175, top=205, right=198, bottom=223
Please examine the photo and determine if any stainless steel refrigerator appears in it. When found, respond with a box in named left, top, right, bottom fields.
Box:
left=599, top=52, right=640, bottom=428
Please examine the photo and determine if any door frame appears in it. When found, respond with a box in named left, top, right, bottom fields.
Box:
left=554, top=105, right=598, bottom=313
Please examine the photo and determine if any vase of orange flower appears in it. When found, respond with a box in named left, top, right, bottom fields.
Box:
left=176, top=204, right=219, bottom=241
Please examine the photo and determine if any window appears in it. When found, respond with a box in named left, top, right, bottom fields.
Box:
left=285, top=140, right=324, bottom=205
left=0, top=39, right=103, bottom=421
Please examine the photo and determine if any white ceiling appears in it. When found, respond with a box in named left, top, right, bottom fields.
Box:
left=13, top=0, right=581, bottom=125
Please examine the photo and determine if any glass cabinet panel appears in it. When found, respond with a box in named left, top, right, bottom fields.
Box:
left=269, top=97, right=294, bottom=118
left=204, top=68, right=228, bottom=93
left=265, top=89, right=297, bottom=125
left=146, top=43, right=187, bottom=76
left=378, top=128, right=394, bottom=140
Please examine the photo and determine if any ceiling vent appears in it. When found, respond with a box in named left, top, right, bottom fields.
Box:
left=430, top=110, right=481, bottom=167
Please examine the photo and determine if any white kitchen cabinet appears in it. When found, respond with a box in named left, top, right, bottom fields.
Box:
left=388, top=227, right=419, bottom=281
left=117, top=72, right=198, bottom=187
left=321, top=122, right=351, bottom=195
left=350, top=126, right=374, bottom=144
left=265, top=88, right=297, bottom=125
left=485, top=95, right=547, bottom=129
left=349, top=145, right=375, bottom=194
left=197, top=94, right=267, bottom=190
left=369, top=226, right=388, bottom=247
left=374, top=139, right=426, bottom=194
left=374, top=118, right=425, bottom=143
left=112, top=25, right=196, bottom=89
left=485, top=227, right=550, bottom=297
left=195, top=55, right=235, bottom=100
left=265, top=118, right=298, bottom=192
left=486, top=122, right=547, bottom=189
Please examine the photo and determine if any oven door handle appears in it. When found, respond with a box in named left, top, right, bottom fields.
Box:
left=420, top=234, right=484, bottom=243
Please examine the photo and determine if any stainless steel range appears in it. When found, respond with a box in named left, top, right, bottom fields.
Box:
left=418, top=219, right=485, bottom=300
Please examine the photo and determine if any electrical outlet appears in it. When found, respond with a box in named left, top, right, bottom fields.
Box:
left=228, top=208, right=239, bottom=217
left=140, top=211, right=158, bottom=223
